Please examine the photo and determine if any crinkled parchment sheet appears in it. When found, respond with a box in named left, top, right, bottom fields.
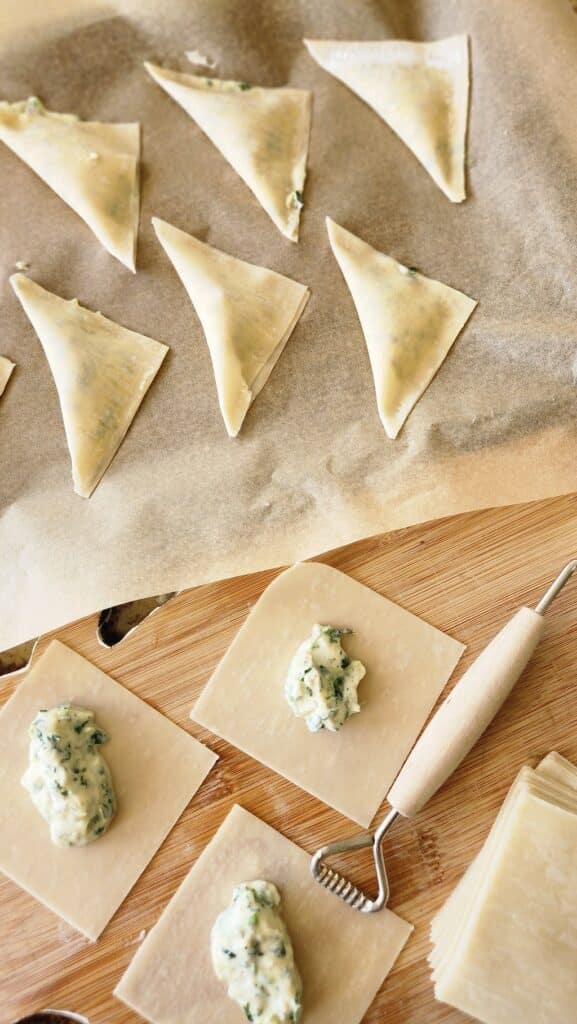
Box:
left=1, top=0, right=577, bottom=650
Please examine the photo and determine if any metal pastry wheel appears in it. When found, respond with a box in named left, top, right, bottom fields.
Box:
left=312, top=560, right=577, bottom=911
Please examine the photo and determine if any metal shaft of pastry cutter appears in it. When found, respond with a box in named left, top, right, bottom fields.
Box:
left=311, top=559, right=577, bottom=912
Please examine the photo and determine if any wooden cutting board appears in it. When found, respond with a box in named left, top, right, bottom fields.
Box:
left=2, top=492, right=577, bottom=1024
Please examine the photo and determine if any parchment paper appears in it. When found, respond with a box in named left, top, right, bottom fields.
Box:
left=1, top=0, right=577, bottom=651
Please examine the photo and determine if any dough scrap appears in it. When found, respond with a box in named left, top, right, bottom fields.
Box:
left=115, top=804, right=412, bottom=1024
left=145, top=64, right=312, bottom=241
left=326, top=218, right=477, bottom=439
left=10, top=273, right=168, bottom=497
left=192, top=562, right=464, bottom=827
left=0, top=98, right=140, bottom=270
left=153, top=217, right=309, bottom=436
left=305, top=35, right=469, bottom=202
left=0, top=640, right=217, bottom=940
left=430, top=754, right=577, bottom=1023
left=0, top=355, right=15, bottom=398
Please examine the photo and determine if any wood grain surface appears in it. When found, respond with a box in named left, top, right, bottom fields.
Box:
left=2, top=492, right=577, bottom=1024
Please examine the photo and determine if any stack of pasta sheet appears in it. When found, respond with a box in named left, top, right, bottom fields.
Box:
left=429, top=753, right=577, bottom=1024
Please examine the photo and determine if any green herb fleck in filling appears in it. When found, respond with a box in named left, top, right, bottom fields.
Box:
left=25, top=96, right=44, bottom=115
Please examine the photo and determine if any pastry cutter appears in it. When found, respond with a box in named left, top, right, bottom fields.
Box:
left=311, top=559, right=577, bottom=912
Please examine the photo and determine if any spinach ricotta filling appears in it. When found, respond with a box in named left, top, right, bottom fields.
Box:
left=211, top=880, right=302, bottom=1023
left=285, top=624, right=366, bottom=732
left=21, top=703, right=117, bottom=847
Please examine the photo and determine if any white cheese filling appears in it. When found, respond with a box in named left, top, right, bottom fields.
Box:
left=285, top=624, right=366, bottom=732
left=211, top=880, right=302, bottom=1024
left=21, top=704, right=117, bottom=847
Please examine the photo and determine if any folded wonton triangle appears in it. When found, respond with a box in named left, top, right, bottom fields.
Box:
left=145, top=64, right=312, bottom=241
left=0, top=98, right=140, bottom=269
left=152, top=217, right=309, bottom=436
left=10, top=274, right=168, bottom=497
left=305, top=36, right=469, bottom=202
left=326, top=218, right=477, bottom=438
left=0, top=356, right=15, bottom=399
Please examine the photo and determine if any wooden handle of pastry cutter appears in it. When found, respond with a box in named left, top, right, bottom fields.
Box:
left=387, top=606, right=546, bottom=819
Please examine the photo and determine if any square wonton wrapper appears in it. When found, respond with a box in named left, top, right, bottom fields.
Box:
left=0, top=640, right=217, bottom=940
left=192, top=563, right=464, bottom=826
left=429, top=756, right=577, bottom=1023
left=115, top=804, right=412, bottom=1024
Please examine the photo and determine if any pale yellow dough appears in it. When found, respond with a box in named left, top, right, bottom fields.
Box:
left=326, top=218, right=477, bottom=439
left=192, top=562, right=464, bottom=827
left=115, top=804, right=412, bottom=1024
left=153, top=217, right=309, bottom=436
left=0, top=98, right=140, bottom=269
left=0, top=640, right=217, bottom=940
left=305, top=35, right=469, bottom=202
left=10, top=273, right=168, bottom=497
left=0, top=355, right=15, bottom=398
left=430, top=754, right=577, bottom=1023
left=145, top=64, right=312, bottom=241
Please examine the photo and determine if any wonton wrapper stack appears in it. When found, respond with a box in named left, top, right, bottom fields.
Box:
left=115, top=804, right=412, bottom=1024
left=11, top=274, right=168, bottom=498
left=192, top=562, right=464, bottom=826
left=153, top=217, right=309, bottom=436
left=305, top=35, right=469, bottom=202
left=327, top=218, right=477, bottom=438
left=0, top=355, right=15, bottom=399
left=430, top=753, right=577, bottom=1023
left=0, top=640, right=217, bottom=940
left=0, top=98, right=140, bottom=270
left=145, top=63, right=312, bottom=240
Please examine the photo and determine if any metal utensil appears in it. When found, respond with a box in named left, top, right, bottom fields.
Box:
left=96, top=592, right=176, bottom=647
left=311, top=559, right=577, bottom=912
left=14, top=1013, right=89, bottom=1024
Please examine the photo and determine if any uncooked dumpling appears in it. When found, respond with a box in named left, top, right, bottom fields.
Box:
left=0, top=97, right=140, bottom=270
left=10, top=274, right=168, bottom=497
left=326, top=218, right=477, bottom=438
left=145, top=64, right=312, bottom=241
left=0, top=356, right=15, bottom=399
left=153, top=217, right=309, bottom=436
left=305, top=36, right=469, bottom=202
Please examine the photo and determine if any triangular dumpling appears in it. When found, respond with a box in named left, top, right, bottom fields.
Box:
left=152, top=216, right=309, bottom=436
left=305, top=36, right=469, bottom=202
left=0, top=97, right=140, bottom=269
left=326, top=218, right=477, bottom=438
left=0, top=356, right=15, bottom=399
left=145, top=64, right=312, bottom=241
left=10, top=274, right=168, bottom=497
